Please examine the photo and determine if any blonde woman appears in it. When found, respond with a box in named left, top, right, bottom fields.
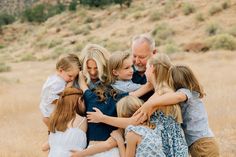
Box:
left=71, top=45, right=127, bottom=157
left=87, top=53, right=188, bottom=156
left=79, top=44, right=110, bottom=89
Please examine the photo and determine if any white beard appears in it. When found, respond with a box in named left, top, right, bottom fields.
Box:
left=134, top=65, right=146, bottom=72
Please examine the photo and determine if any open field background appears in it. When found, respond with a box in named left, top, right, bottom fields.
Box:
left=0, top=51, right=236, bottom=156
left=0, top=0, right=236, bottom=156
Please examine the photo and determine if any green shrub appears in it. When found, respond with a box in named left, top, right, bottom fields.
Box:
left=152, top=23, right=174, bottom=44
left=164, top=0, right=176, bottom=13
left=114, top=0, right=132, bottom=8
left=22, top=4, right=47, bottom=23
left=50, top=47, right=67, bottom=59
left=0, top=62, right=11, bottom=72
left=0, top=13, right=15, bottom=26
left=206, top=22, right=221, bottom=36
left=195, top=13, right=205, bottom=22
left=47, top=3, right=66, bottom=18
left=163, top=43, right=180, bottom=54
left=84, top=17, right=94, bottom=24
left=133, top=13, right=142, bottom=20
left=228, top=26, right=236, bottom=37
left=182, top=3, right=195, bottom=15
left=21, top=53, right=37, bottom=61
left=149, top=11, right=162, bottom=21
left=221, top=1, right=231, bottom=9
left=48, top=39, right=63, bottom=48
left=79, top=0, right=132, bottom=8
left=207, top=34, right=236, bottom=50
left=80, top=0, right=112, bottom=7
left=0, top=45, right=4, bottom=49
left=209, top=5, right=222, bottom=16
left=22, top=3, right=65, bottom=23
left=69, top=0, right=78, bottom=11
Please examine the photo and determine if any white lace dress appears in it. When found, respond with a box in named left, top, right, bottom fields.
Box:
left=48, top=118, right=87, bottom=157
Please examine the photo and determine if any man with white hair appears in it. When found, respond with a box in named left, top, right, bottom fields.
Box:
left=131, top=34, right=157, bottom=101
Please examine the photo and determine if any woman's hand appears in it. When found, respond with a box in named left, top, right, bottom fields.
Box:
left=87, top=107, right=105, bottom=123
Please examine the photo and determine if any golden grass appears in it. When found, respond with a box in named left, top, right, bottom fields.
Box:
left=0, top=52, right=236, bottom=156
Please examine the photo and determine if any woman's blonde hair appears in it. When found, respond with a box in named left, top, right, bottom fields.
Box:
left=148, top=53, right=182, bottom=123
left=108, top=51, right=131, bottom=84
left=168, top=65, right=205, bottom=98
left=80, top=44, right=110, bottom=84
left=49, top=87, right=85, bottom=133
left=56, top=53, right=81, bottom=71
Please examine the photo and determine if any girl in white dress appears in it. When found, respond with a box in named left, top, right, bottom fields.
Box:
left=43, top=87, right=87, bottom=157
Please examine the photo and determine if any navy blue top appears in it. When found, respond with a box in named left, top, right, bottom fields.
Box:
left=132, top=66, right=154, bottom=102
left=84, top=89, right=128, bottom=141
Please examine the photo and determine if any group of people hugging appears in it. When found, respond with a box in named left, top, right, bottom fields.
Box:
left=39, top=34, right=220, bottom=157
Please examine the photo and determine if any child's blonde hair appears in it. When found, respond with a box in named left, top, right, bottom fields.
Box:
left=80, top=44, right=110, bottom=84
left=49, top=87, right=85, bottom=133
left=116, top=96, right=155, bottom=128
left=148, top=53, right=182, bottom=123
left=168, top=65, right=205, bottom=98
left=56, top=53, right=81, bottom=71
left=116, top=95, right=142, bottom=118
left=108, top=51, right=131, bottom=84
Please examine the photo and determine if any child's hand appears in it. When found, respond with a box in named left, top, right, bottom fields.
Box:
left=78, top=72, right=88, bottom=91
left=41, top=142, right=50, bottom=152
left=70, top=150, right=83, bottom=157
left=110, top=130, right=124, bottom=143
left=133, top=104, right=154, bottom=124
left=87, top=107, right=104, bottom=123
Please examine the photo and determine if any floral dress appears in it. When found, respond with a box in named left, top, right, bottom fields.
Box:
left=150, top=111, right=188, bottom=157
left=125, top=125, right=166, bottom=157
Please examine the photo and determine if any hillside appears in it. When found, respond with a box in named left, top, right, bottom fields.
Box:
left=0, top=0, right=236, bottom=64
left=0, top=0, right=236, bottom=156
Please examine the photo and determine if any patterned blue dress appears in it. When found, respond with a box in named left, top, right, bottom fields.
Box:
left=150, top=111, right=188, bottom=157
left=125, top=125, right=165, bottom=157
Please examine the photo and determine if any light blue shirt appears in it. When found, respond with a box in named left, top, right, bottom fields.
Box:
left=178, top=88, right=214, bottom=146
left=111, top=80, right=141, bottom=93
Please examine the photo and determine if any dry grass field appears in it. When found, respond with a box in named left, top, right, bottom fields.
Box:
left=0, top=0, right=236, bottom=156
left=0, top=51, right=236, bottom=157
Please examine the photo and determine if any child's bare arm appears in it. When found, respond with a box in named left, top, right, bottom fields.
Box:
left=87, top=108, right=140, bottom=128
left=78, top=72, right=88, bottom=92
left=125, top=131, right=138, bottom=157
left=129, top=82, right=153, bottom=97
left=133, top=91, right=187, bottom=120
left=111, top=130, right=126, bottom=157
left=70, top=137, right=117, bottom=157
